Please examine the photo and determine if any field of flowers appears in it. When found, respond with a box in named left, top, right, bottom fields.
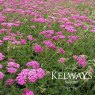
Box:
left=0, top=0, right=95, bottom=95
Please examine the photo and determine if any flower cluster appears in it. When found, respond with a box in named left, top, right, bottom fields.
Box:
left=43, top=40, right=56, bottom=50
left=22, top=89, right=34, bottom=95
left=0, top=0, right=94, bottom=94
left=33, top=44, right=43, bottom=53
left=5, top=79, right=14, bottom=86
left=7, top=61, right=20, bottom=74
left=58, top=57, right=65, bottom=63
left=68, top=36, right=78, bottom=44
left=16, top=68, right=45, bottom=85
left=57, top=47, right=65, bottom=54
left=40, top=30, right=55, bottom=38
left=26, top=61, right=40, bottom=69
left=73, top=55, right=87, bottom=68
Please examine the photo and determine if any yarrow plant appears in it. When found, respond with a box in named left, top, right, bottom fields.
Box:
left=0, top=0, right=95, bottom=95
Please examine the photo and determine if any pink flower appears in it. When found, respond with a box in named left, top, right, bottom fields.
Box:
left=5, top=79, right=14, bottom=86
left=7, top=67, right=17, bottom=74
left=33, top=44, right=43, bottom=53
left=57, top=48, right=65, bottom=54
left=16, top=76, right=27, bottom=85
left=40, top=30, right=54, bottom=38
left=12, top=40, right=20, bottom=45
left=0, top=71, right=4, bottom=80
left=0, top=0, right=3, bottom=2
left=52, top=36, right=59, bottom=41
left=65, top=22, right=72, bottom=25
left=6, top=23, right=14, bottom=28
left=52, top=34, right=65, bottom=41
left=74, top=23, right=82, bottom=27
left=14, top=24, right=20, bottom=27
left=28, top=69, right=38, bottom=83
left=45, top=34, right=52, bottom=38
left=68, top=36, right=78, bottom=41
left=65, top=25, right=76, bottom=33
left=68, top=40, right=73, bottom=44
left=16, top=69, right=29, bottom=85
left=58, top=57, right=65, bottom=63
left=0, top=28, right=7, bottom=34
left=91, top=29, right=95, bottom=32
left=27, top=35, right=33, bottom=41
left=82, top=26, right=88, bottom=30
left=22, top=89, right=34, bottom=95
left=26, top=61, right=39, bottom=69
left=20, top=39, right=26, bottom=45
left=61, top=18, right=68, bottom=22
left=73, top=55, right=78, bottom=60
left=73, top=55, right=87, bottom=68
left=1, top=23, right=7, bottom=27
left=58, top=35, right=65, bottom=39
left=38, top=17, right=46, bottom=23
left=40, top=30, right=54, bottom=35
left=7, top=62, right=20, bottom=69
left=7, top=23, right=15, bottom=28
left=33, top=17, right=46, bottom=23
left=3, top=36, right=15, bottom=41
left=16, top=67, right=45, bottom=85
left=43, top=40, right=56, bottom=50
left=0, top=53, right=5, bottom=61
left=37, top=68, right=45, bottom=79
left=56, top=31, right=63, bottom=35
left=68, top=36, right=78, bottom=44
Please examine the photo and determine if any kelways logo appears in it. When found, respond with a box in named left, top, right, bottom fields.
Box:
left=51, top=71, right=92, bottom=80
